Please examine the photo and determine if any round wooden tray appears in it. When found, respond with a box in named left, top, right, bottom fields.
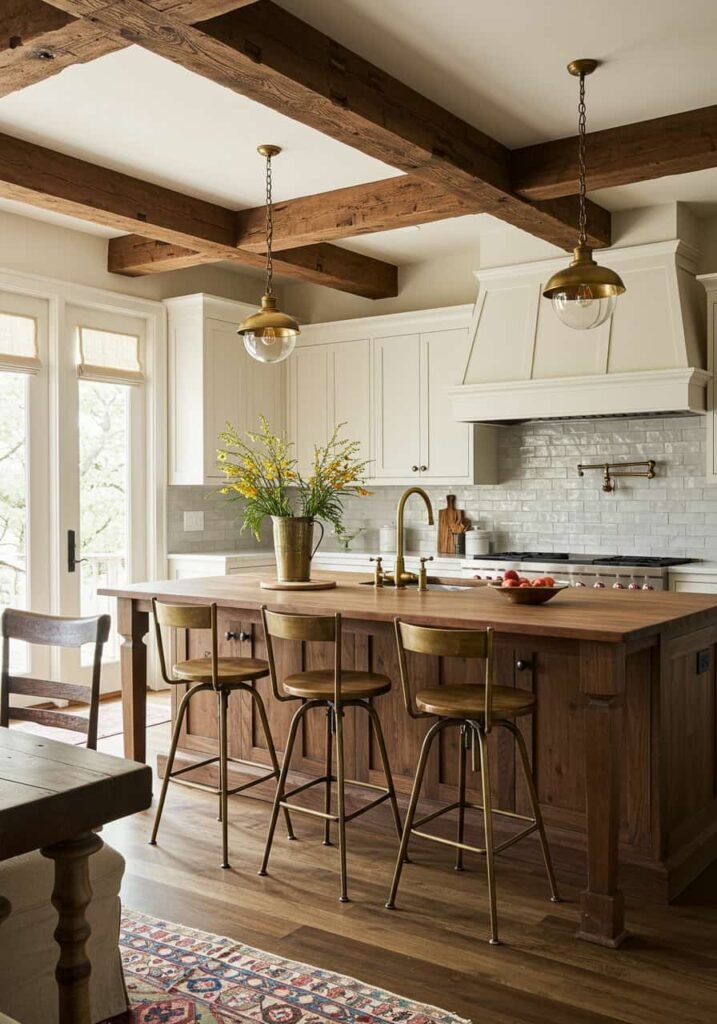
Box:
left=259, top=579, right=337, bottom=591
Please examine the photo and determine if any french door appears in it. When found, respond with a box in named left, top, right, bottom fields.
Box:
left=0, top=291, right=149, bottom=692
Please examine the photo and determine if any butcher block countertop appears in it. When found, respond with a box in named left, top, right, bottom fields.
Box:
left=100, top=570, right=717, bottom=644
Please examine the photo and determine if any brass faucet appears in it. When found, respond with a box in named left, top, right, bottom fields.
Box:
left=387, top=487, right=434, bottom=588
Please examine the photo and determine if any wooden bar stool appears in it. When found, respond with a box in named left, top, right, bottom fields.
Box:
left=386, top=619, right=560, bottom=944
left=150, top=599, right=293, bottom=869
left=258, top=606, right=402, bottom=903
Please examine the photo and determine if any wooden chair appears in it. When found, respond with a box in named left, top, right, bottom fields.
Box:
left=386, top=618, right=560, bottom=945
left=0, top=608, right=110, bottom=749
left=151, top=599, right=293, bottom=869
left=258, top=606, right=402, bottom=903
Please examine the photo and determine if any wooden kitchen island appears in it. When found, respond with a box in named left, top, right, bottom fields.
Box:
left=101, top=571, right=717, bottom=948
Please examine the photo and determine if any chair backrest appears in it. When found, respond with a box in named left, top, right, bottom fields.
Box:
left=261, top=606, right=342, bottom=702
left=394, top=618, right=495, bottom=728
left=152, top=599, right=219, bottom=688
left=0, top=608, right=111, bottom=749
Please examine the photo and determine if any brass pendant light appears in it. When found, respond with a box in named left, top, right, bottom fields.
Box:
left=238, top=144, right=300, bottom=363
left=543, top=60, right=625, bottom=330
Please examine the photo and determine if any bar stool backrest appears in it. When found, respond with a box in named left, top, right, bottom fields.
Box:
left=0, top=608, right=110, bottom=748
left=261, top=606, right=343, bottom=703
left=152, top=599, right=219, bottom=689
left=395, top=618, right=495, bottom=729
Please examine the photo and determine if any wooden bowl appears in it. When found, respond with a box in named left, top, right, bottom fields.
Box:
left=489, top=583, right=570, bottom=605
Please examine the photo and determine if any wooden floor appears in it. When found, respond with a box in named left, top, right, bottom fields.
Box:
left=100, top=715, right=717, bottom=1024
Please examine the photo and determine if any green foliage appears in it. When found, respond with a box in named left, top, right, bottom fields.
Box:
left=217, top=417, right=371, bottom=540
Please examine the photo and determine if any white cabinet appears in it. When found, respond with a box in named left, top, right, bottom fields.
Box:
left=701, top=273, right=717, bottom=480
left=373, top=324, right=497, bottom=484
left=166, top=295, right=285, bottom=485
left=168, top=552, right=276, bottom=579
left=669, top=570, right=717, bottom=594
left=373, top=333, right=421, bottom=477
left=296, top=307, right=497, bottom=486
left=287, top=337, right=371, bottom=477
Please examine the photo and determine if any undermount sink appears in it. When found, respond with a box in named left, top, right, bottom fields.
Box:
left=359, top=580, right=472, bottom=592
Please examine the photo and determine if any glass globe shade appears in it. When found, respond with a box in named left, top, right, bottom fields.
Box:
left=242, top=328, right=296, bottom=364
left=551, top=285, right=617, bottom=331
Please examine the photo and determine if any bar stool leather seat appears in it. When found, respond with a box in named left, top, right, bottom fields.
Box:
left=173, top=656, right=270, bottom=683
left=284, top=668, right=391, bottom=700
left=416, top=684, right=536, bottom=720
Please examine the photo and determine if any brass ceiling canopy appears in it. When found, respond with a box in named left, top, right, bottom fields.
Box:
left=238, top=144, right=300, bottom=363
left=543, top=59, right=625, bottom=331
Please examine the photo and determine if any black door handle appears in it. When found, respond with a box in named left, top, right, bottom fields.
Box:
left=67, top=530, right=86, bottom=573
left=515, top=659, right=532, bottom=672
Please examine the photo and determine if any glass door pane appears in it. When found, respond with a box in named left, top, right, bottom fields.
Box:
left=61, top=305, right=147, bottom=691
left=78, top=379, right=130, bottom=665
left=0, top=371, right=28, bottom=671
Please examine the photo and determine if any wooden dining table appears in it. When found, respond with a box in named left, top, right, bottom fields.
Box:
left=0, top=728, right=152, bottom=1024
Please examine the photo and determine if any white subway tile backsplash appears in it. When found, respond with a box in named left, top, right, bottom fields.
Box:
left=167, top=414, right=717, bottom=561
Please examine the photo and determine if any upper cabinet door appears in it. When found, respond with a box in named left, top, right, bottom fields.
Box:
left=203, top=318, right=245, bottom=481
left=166, top=295, right=284, bottom=485
left=373, top=334, right=421, bottom=479
left=287, top=344, right=330, bottom=477
left=420, top=328, right=472, bottom=481
left=331, top=339, right=371, bottom=469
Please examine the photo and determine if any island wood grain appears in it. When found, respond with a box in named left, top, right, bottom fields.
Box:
left=100, top=570, right=717, bottom=949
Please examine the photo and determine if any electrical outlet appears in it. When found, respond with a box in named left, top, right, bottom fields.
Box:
left=183, top=511, right=204, bottom=532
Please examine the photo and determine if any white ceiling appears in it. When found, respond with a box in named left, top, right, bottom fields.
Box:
left=0, top=45, right=400, bottom=207
left=279, top=0, right=717, bottom=147
left=0, top=1, right=713, bottom=267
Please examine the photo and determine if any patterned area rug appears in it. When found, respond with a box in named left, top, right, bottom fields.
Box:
left=120, top=910, right=470, bottom=1024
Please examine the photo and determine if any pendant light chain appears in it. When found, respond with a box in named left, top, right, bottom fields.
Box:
left=265, top=152, right=274, bottom=296
left=577, top=70, right=588, bottom=248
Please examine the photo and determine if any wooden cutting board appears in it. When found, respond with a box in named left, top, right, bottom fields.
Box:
left=437, top=495, right=470, bottom=554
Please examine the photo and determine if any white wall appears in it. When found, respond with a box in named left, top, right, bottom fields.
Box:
left=0, top=207, right=270, bottom=304
left=285, top=244, right=481, bottom=323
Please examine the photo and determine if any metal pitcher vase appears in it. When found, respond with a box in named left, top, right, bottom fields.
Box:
left=271, top=516, right=324, bottom=583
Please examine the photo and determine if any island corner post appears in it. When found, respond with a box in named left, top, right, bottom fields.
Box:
left=107, top=572, right=717, bottom=949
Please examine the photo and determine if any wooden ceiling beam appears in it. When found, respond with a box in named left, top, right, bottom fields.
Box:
left=0, top=1, right=117, bottom=98
left=45, top=0, right=610, bottom=250
left=234, top=175, right=474, bottom=252
left=0, top=130, right=397, bottom=297
left=108, top=234, right=397, bottom=298
left=0, top=1, right=259, bottom=99
left=512, top=105, right=717, bottom=201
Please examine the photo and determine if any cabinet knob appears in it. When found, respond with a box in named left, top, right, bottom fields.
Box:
left=420, top=465, right=427, bottom=472
left=225, top=630, right=249, bottom=642
left=411, top=465, right=419, bottom=472
left=515, top=659, right=532, bottom=672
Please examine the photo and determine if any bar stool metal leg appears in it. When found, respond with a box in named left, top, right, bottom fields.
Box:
left=475, top=723, right=500, bottom=945
left=507, top=720, right=561, bottom=902
left=364, top=700, right=403, bottom=840
left=455, top=724, right=468, bottom=871
left=334, top=703, right=349, bottom=903
left=149, top=682, right=204, bottom=846
left=258, top=701, right=311, bottom=878
left=248, top=684, right=296, bottom=841
left=219, top=687, right=230, bottom=868
left=323, top=706, right=334, bottom=846
left=386, top=718, right=448, bottom=909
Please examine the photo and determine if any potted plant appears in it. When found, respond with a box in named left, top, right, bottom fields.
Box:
left=217, top=417, right=370, bottom=582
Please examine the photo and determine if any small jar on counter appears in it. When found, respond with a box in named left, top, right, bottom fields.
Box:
left=464, top=528, right=492, bottom=556
left=379, top=524, right=397, bottom=553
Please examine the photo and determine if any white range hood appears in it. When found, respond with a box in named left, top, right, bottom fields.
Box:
left=450, top=240, right=709, bottom=422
